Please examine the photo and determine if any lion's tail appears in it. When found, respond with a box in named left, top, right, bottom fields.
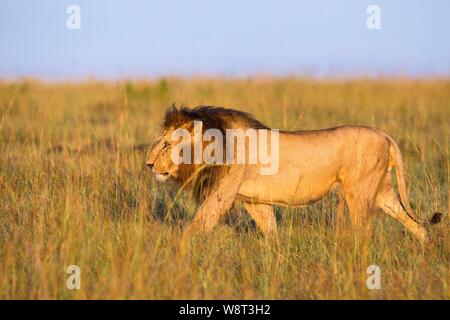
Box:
left=386, top=134, right=443, bottom=225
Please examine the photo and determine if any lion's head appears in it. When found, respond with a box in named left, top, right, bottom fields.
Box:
left=146, top=105, right=268, bottom=198
left=145, top=127, right=182, bottom=182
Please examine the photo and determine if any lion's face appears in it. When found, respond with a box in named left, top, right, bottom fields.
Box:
left=146, top=128, right=181, bottom=182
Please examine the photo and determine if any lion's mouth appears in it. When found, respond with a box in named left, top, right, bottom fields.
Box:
left=154, top=172, right=170, bottom=182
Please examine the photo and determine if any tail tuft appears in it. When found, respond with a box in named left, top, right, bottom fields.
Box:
left=429, top=212, right=443, bottom=225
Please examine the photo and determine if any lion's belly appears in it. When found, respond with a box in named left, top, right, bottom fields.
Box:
left=238, top=172, right=337, bottom=207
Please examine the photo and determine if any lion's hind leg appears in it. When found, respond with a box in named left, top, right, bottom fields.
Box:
left=343, top=186, right=377, bottom=237
left=375, top=174, right=427, bottom=243
left=340, top=163, right=387, bottom=240
left=243, top=202, right=277, bottom=238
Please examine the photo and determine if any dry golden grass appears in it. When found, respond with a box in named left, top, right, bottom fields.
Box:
left=0, top=77, right=448, bottom=299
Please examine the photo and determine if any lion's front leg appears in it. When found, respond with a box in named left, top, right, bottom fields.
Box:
left=243, top=202, right=277, bottom=238
left=187, top=165, right=247, bottom=233
left=336, top=189, right=346, bottom=228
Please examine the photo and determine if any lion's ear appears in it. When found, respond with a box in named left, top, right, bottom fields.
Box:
left=163, top=104, right=182, bottom=127
left=166, top=103, right=179, bottom=117
left=169, top=103, right=178, bottom=112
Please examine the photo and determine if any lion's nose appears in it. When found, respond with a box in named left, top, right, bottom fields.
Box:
left=146, top=162, right=154, bottom=169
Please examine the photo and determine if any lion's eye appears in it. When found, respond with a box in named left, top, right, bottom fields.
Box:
left=162, top=141, right=170, bottom=150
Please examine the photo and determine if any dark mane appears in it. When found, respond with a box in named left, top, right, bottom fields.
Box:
left=163, top=105, right=269, bottom=132
left=161, top=105, right=269, bottom=202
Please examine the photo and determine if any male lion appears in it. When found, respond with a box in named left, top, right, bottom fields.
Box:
left=146, top=105, right=442, bottom=242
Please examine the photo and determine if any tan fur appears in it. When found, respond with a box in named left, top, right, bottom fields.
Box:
left=147, top=106, right=442, bottom=242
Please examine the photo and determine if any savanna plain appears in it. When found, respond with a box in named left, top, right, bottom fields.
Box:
left=0, top=77, right=448, bottom=299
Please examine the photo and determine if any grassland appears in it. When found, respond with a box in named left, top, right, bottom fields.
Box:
left=0, top=77, right=448, bottom=299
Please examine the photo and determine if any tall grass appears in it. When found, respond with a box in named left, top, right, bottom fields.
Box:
left=0, top=77, right=448, bottom=299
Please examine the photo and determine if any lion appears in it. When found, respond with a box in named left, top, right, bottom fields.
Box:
left=146, top=105, right=442, bottom=242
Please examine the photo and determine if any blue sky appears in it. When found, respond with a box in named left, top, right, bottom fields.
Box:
left=1, top=0, right=449, bottom=79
